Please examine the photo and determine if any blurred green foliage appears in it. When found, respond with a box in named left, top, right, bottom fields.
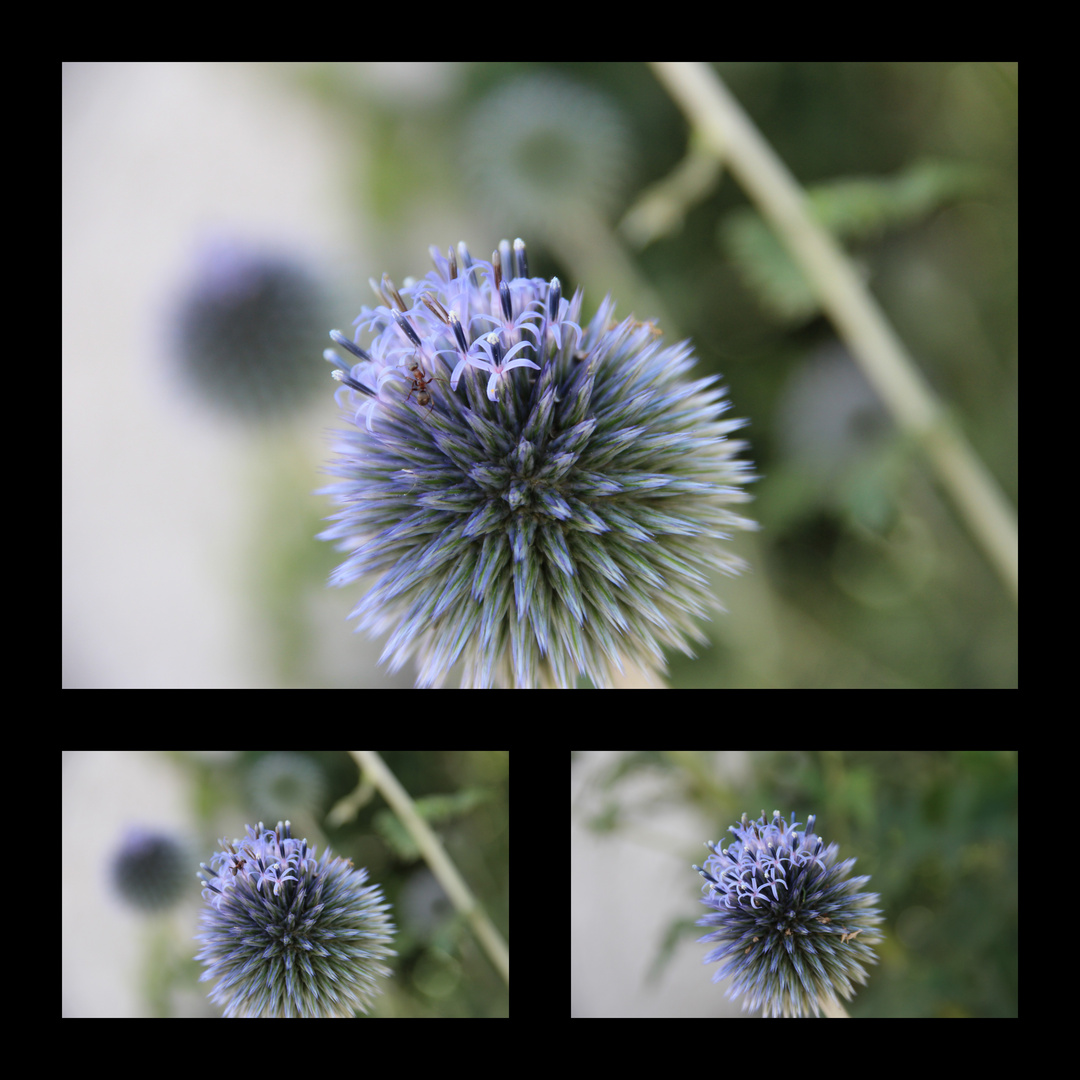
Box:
left=581, top=749, right=1017, bottom=1017
left=720, top=160, right=988, bottom=322
left=297, top=61, right=1017, bottom=688
left=180, top=750, right=509, bottom=1018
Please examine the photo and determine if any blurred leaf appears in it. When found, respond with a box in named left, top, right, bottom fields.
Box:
left=719, top=160, right=986, bottom=323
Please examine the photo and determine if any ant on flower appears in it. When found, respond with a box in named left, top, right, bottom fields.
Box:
left=403, top=357, right=438, bottom=413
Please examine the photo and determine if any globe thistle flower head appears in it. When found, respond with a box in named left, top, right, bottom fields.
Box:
left=692, top=810, right=883, bottom=1018
left=320, top=239, right=757, bottom=688
left=195, top=821, right=395, bottom=1018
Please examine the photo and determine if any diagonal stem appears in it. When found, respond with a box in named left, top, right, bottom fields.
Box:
left=349, top=750, right=509, bottom=986
left=650, top=61, right=1018, bottom=602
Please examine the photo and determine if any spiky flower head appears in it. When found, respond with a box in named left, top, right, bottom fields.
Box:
left=320, top=238, right=756, bottom=688
left=692, top=810, right=883, bottom=1018
left=195, top=821, right=395, bottom=1018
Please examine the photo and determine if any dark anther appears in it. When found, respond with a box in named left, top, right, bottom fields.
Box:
left=393, top=310, right=423, bottom=349
left=381, top=274, right=406, bottom=312
left=329, top=330, right=373, bottom=363
left=548, top=278, right=562, bottom=319
left=449, top=311, right=469, bottom=354
left=513, top=238, right=528, bottom=280
left=422, top=295, right=451, bottom=325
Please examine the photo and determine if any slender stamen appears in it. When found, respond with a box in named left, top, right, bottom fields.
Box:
left=329, top=329, right=373, bottom=363
left=393, top=309, right=424, bottom=349
left=513, top=237, right=528, bottom=279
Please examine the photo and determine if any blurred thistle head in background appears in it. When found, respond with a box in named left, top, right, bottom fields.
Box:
left=693, top=810, right=883, bottom=1017
left=111, top=826, right=188, bottom=912
left=462, top=74, right=633, bottom=236
left=171, top=236, right=331, bottom=421
left=320, top=238, right=756, bottom=688
left=246, top=752, right=328, bottom=822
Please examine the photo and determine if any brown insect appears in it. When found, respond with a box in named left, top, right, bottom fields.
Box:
left=229, top=856, right=247, bottom=876
left=840, top=929, right=862, bottom=944
left=404, top=358, right=437, bottom=413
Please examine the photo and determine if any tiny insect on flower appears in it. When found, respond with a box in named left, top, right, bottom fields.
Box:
left=403, top=357, right=438, bottom=413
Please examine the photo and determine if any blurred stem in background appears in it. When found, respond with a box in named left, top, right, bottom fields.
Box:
left=650, top=61, right=1018, bottom=602
left=344, top=751, right=509, bottom=987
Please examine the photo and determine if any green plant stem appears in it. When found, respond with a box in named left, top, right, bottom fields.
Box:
left=348, top=751, right=509, bottom=986
left=650, top=61, right=1018, bottom=602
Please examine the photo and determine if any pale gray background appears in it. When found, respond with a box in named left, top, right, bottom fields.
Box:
left=571, top=750, right=751, bottom=1018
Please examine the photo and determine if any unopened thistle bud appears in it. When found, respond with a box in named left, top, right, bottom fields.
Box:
left=195, top=821, right=395, bottom=1018
left=320, top=239, right=756, bottom=688
left=692, top=810, right=883, bottom=1017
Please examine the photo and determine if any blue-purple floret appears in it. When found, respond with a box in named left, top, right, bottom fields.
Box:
left=325, top=241, right=582, bottom=416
